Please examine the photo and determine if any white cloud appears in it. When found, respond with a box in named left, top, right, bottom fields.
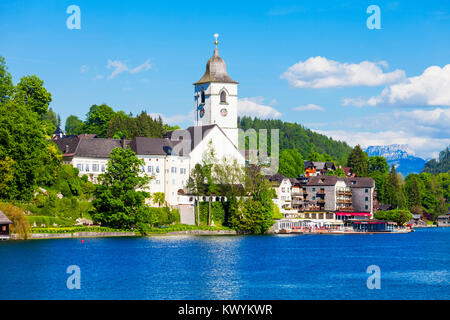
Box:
left=92, top=74, right=104, bottom=80
left=314, top=129, right=449, bottom=159
left=281, top=56, right=405, bottom=88
left=292, top=104, right=325, bottom=111
left=149, top=110, right=194, bottom=125
left=80, top=65, right=89, bottom=73
left=238, top=97, right=282, bottom=119
left=129, top=59, right=152, bottom=74
left=344, top=64, right=450, bottom=107
left=308, top=107, right=450, bottom=159
left=107, top=59, right=152, bottom=79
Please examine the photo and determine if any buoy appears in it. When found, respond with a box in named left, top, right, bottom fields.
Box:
left=81, top=240, right=85, bottom=244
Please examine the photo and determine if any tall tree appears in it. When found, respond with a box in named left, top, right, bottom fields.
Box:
left=347, top=145, right=369, bottom=177
left=65, top=115, right=83, bottom=135
left=187, top=163, right=206, bottom=226
left=14, top=75, right=52, bottom=116
left=81, top=104, right=116, bottom=137
left=0, top=56, right=14, bottom=103
left=92, top=147, right=150, bottom=229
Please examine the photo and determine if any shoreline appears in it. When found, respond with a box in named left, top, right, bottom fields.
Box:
left=6, top=227, right=427, bottom=240
left=10, top=229, right=238, bottom=240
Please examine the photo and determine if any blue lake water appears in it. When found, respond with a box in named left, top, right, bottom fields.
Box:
left=0, top=227, right=449, bottom=300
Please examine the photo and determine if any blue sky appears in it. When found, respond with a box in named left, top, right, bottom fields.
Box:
left=1, top=0, right=449, bottom=158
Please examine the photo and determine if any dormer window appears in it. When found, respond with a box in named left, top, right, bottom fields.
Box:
left=220, top=91, right=227, bottom=104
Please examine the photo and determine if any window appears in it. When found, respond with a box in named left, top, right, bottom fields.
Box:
left=171, top=167, right=177, bottom=173
left=312, top=196, right=316, bottom=200
left=92, top=164, right=99, bottom=172
left=85, top=164, right=90, bottom=172
left=220, top=91, right=227, bottom=103
left=201, top=90, right=205, bottom=104
left=148, top=166, right=153, bottom=173
left=365, top=188, right=369, bottom=193
left=77, top=163, right=83, bottom=171
left=365, top=197, right=369, bottom=201
left=281, top=187, right=285, bottom=192
left=101, top=164, right=106, bottom=172
left=156, top=166, right=160, bottom=173
left=312, top=188, right=316, bottom=192
left=141, top=166, right=145, bottom=172
left=365, top=205, right=369, bottom=210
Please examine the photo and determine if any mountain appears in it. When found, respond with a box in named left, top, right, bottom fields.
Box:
left=365, top=144, right=426, bottom=177
left=422, top=147, right=450, bottom=174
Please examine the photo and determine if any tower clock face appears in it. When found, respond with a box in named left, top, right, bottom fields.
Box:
left=220, top=108, right=228, bottom=117
left=199, top=106, right=205, bottom=118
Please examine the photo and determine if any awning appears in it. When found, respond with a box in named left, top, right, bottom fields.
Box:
left=336, top=212, right=371, bottom=216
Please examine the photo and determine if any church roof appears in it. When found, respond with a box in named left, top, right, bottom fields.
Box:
left=194, top=44, right=238, bottom=85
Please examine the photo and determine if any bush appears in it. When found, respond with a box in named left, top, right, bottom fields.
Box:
left=0, top=202, right=30, bottom=239
left=136, top=206, right=180, bottom=226
left=199, top=201, right=227, bottom=225
left=30, top=226, right=132, bottom=233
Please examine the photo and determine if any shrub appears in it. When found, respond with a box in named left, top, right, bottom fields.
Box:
left=0, top=202, right=30, bottom=239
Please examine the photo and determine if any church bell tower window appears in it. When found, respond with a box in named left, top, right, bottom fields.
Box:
left=201, top=90, right=205, bottom=105
left=220, top=91, right=227, bottom=104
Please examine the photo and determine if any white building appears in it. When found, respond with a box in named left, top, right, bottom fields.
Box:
left=54, top=36, right=244, bottom=212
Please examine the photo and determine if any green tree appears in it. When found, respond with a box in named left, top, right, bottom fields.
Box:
left=152, top=192, right=166, bottom=207
left=0, top=56, right=14, bottom=103
left=368, top=156, right=389, bottom=174
left=229, top=165, right=274, bottom=234
left=0, top=203, right=30, bottom=240
left=187, top=163, right=206, bottom=226
left=326, top=167, right=346, bottom=177
left=65, top=115, right=83, bottom=135
left=81, top=104, right=116, bottom=137
left=14, top=75, right=52, bottom=116
left=279, top=149, right=304, bottom=177
left=347, top=145, right=368, bottom=177
left=92, top=147, right=150, bottom=229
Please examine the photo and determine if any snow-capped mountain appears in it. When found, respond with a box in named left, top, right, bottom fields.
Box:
left=365, top=144, right=426, bottom=177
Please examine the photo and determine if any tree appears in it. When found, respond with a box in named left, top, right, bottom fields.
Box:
left=347, top=145, right=368, bottom=177
left=374, top=209, right=412, bottom=226
left=0, top=56, right=14, bottom=104
left=0, top=157, right=14, bottom=199
left=229, top=165, right=275, bottom=234
left=152, top=192, right=165, bottom=207
left=92, top=147, right=150, bottom=229
left=14, top=75, right=52, bottom=116
left=422, top=147, right=450, bottom=174
left=65, top=115, right=83, bottom=135
left=279, top=149, right=304, bottom=177
left=0, top=203, right=30, bottom=240
left=81, top=104, right=116, bottom=137
left=202, top=142, right=220, bottom=226
left=368, top=156, right=389, bottom=175
left=187, top=163, right=206, bottom=226
left=326, top=167, right=346, bottom=177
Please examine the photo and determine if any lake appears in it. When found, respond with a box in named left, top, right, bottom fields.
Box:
left=0, top=227, right=449, bottom=300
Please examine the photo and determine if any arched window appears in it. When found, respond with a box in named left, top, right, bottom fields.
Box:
left=201, top=90, right=205, bottom=104
left=220, top=91, right=227, bottom=103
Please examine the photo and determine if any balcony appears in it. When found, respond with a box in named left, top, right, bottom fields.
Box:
left=337, top=190, right=352, bottom=196
left=337, top=199, right=352, bottom=204
left=304, top=206, right=321, bottom=211
left=317, top=199, right=325, bottom=203
left=292, top=192, right=303, bottom=197
left=337, top=206, right=354, bottom=212
left=317, top=189, right=326, bottom=195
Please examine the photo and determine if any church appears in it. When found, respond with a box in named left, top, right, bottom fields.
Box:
left=54, top=35, right=245, bottom=211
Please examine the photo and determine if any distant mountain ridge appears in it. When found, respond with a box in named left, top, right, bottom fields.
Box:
left=365, top=144, right=426, bottom=177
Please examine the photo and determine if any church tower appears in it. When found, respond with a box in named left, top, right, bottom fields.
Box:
left=194, top=34, right=239, bottom=148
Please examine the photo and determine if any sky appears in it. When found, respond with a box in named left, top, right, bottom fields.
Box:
left=1, top=0, right=449, bottom=159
